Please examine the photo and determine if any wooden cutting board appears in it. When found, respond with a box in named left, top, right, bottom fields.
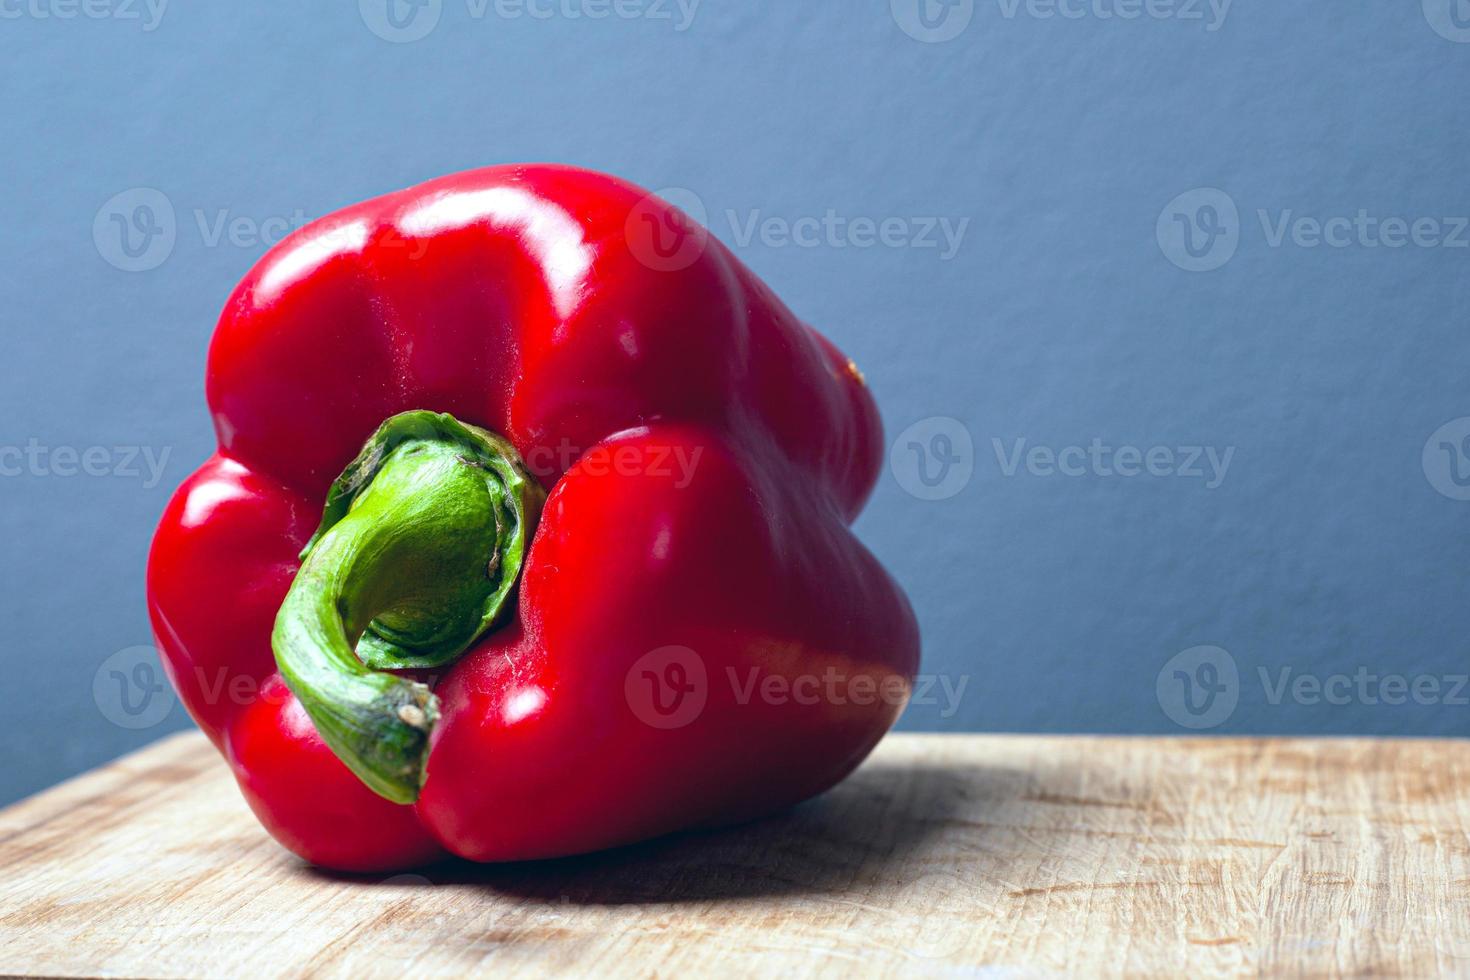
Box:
left=1, top=732, right=1467, bottom=978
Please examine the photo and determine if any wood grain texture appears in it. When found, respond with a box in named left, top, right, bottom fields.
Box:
left=1, top=733, right=1467, bottom=978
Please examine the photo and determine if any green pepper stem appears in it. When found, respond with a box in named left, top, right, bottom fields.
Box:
left=272, top=412, right=544, bottom=804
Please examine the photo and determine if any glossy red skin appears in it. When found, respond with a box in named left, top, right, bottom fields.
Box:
left=147, top=165, right=920, bottom=871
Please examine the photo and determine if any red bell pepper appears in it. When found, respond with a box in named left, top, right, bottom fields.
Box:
left=147, top=165, right=920, bottom=871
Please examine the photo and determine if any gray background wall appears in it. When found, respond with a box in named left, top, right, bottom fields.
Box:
left=2, top=2, right=1468, bottom=806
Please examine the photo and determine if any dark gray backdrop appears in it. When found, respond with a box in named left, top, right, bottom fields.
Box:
left=3, top=1, right=1468, bottom=805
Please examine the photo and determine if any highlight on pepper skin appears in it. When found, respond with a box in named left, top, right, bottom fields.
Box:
left=146, top=164, right=920, bottom=870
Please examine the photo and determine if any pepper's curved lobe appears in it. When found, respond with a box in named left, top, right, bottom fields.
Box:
left=147, top=164, right=920, bottom=870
